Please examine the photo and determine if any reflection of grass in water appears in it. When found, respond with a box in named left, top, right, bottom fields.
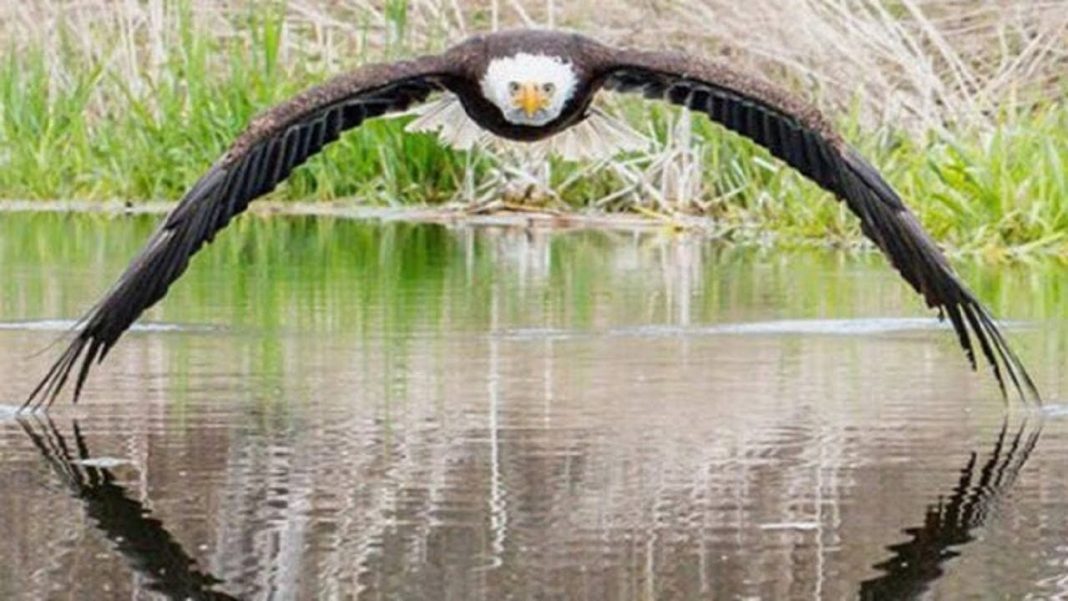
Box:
left=17, top=214, right=1068, bottom=405
left=2, top=2, right=1067, bottom=256
left=5, top=212, right=1065, bottom=327
left=1, top=212, right=1064, bottom=406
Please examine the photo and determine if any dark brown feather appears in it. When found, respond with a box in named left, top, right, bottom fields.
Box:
left=23, top=55, right=455, bottom=410
left=593, top=48, right=1039, bottom=403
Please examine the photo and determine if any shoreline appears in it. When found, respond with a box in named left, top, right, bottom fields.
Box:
left=7, top=200, right=1057, bottom=260
left=0, top=199, right=724, bottom=235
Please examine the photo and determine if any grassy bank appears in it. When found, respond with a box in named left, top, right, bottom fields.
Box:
left=2, top=1, right=1066, bottom=258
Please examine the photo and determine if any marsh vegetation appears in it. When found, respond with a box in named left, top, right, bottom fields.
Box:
left=2, top=0, right=1065, bottom=255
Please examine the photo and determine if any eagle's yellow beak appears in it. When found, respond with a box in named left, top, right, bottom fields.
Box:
left=512, top=82, right=550, bottom=117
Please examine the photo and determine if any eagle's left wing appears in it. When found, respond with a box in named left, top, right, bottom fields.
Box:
left=590, top=48, right=1039, bottom=403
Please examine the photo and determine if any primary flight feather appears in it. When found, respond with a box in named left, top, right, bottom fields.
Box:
left=22, top=29, right=1040, bottom=410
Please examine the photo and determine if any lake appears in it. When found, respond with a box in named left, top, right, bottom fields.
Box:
left=0, top=212, right=1065, bottom=599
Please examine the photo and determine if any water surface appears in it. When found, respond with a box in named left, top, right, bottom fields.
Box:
left=1, top=213, right=1066, bottom=599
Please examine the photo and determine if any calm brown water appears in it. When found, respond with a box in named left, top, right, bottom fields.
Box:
left=0, top=213, right=1066, bottom=600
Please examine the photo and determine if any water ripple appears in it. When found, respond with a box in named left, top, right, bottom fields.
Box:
left=0, top=319, right=217, bottom=333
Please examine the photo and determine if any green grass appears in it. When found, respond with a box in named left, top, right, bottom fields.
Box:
left=1, top=4, right=1066, bottom=258
left=695, top=104, right=1068, bottom=258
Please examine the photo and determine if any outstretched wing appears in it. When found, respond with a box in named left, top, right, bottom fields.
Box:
left=593, top=49, right=1039, bottom=403
left=25, top=56, right=455, bottom=410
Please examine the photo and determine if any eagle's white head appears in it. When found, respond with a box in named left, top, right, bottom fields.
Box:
left=480, top=53, right=577, bottom=126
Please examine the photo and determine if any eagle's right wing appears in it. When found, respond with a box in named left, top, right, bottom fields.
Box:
left=25, top=56, right=456, bottom=410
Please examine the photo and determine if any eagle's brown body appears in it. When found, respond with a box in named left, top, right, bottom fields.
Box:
left=23, top=29, right=1039, bottom=410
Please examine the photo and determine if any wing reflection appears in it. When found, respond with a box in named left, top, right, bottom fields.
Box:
left=18, top=416, right=237, bottom=601
left=859, top=417, right=1041, bottom=600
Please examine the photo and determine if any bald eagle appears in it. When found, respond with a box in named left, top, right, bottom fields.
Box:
left=22, top=29, right=1040, bottom=410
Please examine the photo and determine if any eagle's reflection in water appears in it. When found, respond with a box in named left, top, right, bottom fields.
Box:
left=17, top=413, right=1041, bottom=600
left=18, top=416, right=237, bottom=601
left=860, top=417, right=1041, bottom=600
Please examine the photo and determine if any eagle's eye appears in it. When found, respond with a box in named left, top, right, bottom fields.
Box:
left=508, top=81, right=521, bottom=94
left=542, top=82, right=556, bottom=95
